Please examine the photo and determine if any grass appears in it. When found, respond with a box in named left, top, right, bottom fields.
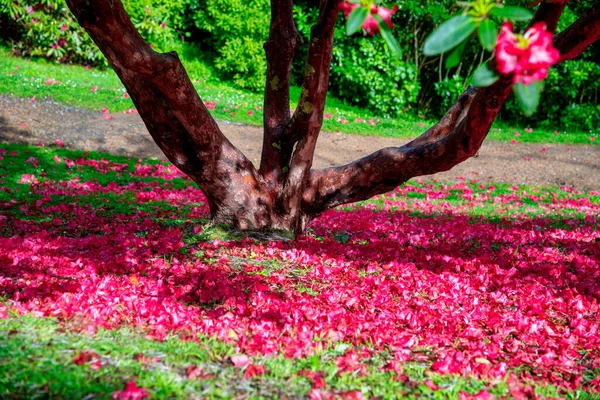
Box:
left=2, top=313, right=597, bottom=399
left=0, top=46, right=597, bottom=144
left=1, top=143, right=599, bottom=398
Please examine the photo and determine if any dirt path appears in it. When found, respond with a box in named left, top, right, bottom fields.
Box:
left=1, top=95, right=598, bottom=190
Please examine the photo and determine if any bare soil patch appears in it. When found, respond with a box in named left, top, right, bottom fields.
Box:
left=1, top=95, right=598, bottom=190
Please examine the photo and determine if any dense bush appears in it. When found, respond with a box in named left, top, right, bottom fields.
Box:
left=187, top=0, right=270, bottom=91
left=0, top=0, right=598, bottom=130
left=330, top=33, right=420, bottom=116
left=0, top=0, right=187, bottom=66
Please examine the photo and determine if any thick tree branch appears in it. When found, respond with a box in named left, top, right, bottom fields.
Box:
left=282, top=0, right=339, bottom=232
left=555, top=0, right=600, bottom=62
left=260, top=0, right=302, bottom=185
left=303, top=1, right=572, bottom=214
left=65, top=0, right=270, bottom=227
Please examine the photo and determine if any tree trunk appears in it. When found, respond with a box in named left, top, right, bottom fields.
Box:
left=65, top=0, right=600, bottom=236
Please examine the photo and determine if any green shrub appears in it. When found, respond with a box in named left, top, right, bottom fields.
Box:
left=0, top=0, right=187, bottom=67
left=434, top=75, right=467, bottom=114
left=330, top=32, right=420, bottom=117
left=189, top=0, right=270, bottom=90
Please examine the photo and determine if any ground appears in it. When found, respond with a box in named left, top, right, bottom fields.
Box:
left=1, top=94, right=598, bottom=191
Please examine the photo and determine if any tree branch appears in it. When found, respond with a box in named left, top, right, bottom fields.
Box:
left=555, top=0, right=600, bottom=63
left=281, top=0, right=339, bottom=231
left=260, top=0, right=302, bottom=185
left=65, top=0, right=264, bottom=222
left=303, top=1, right=573, bottom=215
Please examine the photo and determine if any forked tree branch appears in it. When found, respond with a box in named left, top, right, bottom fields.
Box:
left=282, top=0, right=340, bottom=231
left=303, top=1, right=591, bottom=214
left=64, top=0, right=265, bottom=221
left=555, top=0, right=600, bottom=62
left=260, top=0, right=302, bottom=185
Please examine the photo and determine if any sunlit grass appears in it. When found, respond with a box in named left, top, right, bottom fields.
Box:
left=1, top=46, right=596, bottom=144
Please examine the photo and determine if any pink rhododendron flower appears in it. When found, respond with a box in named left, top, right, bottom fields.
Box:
left=25, top=157, right=39, bottom=168
left=17, top=174, right=39, bottom=184
left=101, top=108, right=109, bottom=114
left=73, top=351, right=102, bottom=370
left=324, top=113, right=333, bottom=119
left=231, top=354, right=250, bottom=367
left=111, top=381, right=149, bottom=400
left=61, top=24, right=68, bottom=31
left=122, top=93, right=130, bottom=99
left=339, top=2, right=398, bottom=35
left=125, top=108, right=138, bottom=114
left=55, top=138, right=65, bottom=147
left=247, top=110, right=254, bottom=116
left=495, top=22, right=560, bottom=84
left=243, top=363, right=266, bottom=378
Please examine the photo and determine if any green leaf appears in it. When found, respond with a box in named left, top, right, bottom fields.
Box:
left=514, top=81, right=542, bottom=116
left=445, top=39, right=467, bottom=69
left=471, top=62, right=499, bottom=87
left=374, top=15, right=402, bottom=59
left=423, top=15, right=478, bottom=56
left=491, top=6, right=533, bottom=21
left=346, top=7, right=369, bottom=36
left=478, top=19, right=497, bottom=51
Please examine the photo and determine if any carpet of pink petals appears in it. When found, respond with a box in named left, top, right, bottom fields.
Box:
left=1, top=154, right=599, bottom=392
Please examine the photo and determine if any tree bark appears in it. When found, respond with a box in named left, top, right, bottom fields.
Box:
left=65, top=0, right=600, bottom=236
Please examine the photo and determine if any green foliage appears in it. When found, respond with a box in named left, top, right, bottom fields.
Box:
left=330, top=33, right=420, bottom=117
left=501, top=60, right=600, bottom=131
left=0, top=0, right=187, bottom=67
left=434, top=74, right=467, bottom=112
left=188, top=0, right=270, bottom=90
left=0, top=0, right=598, bottom=131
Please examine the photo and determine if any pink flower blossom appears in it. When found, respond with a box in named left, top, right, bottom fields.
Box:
left=55, top=138, right=65, bottom=147
left=61, top=24, right=68, bottom=31
left=125, top=108, right=138, bottom=114
left=101, top=108, right=109, bottom=114
left=324, top=113, right=333, bottom=120
left=339, top=2, right=398, bottom=36
left=17, top=174, right=39, bottom=184
left=122, top=93, right=130, bottom=99
left=231, top=354, right=250, bottom=367
left=243, top=364, right=266, bottom=378
left=247, top=110, right=254, bottom=116
left=25, top=157, right=39, bottom=168
left=111, top=381, right=149, bottom=400
left=495, top=22, right=560, bottom=84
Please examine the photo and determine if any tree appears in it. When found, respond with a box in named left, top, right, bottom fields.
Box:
left=64, top=0, right=599, bottom=235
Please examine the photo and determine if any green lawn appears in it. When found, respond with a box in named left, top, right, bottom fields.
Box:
left=1, top=143, right=599, bottom=398
left=0, top=46, right=597, bottom=144
left=1, top=314, right=591, bottom=399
